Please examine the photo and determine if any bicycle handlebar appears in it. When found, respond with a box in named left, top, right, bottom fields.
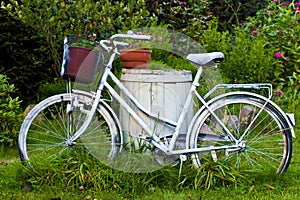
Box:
left=110, top=31, right=151, bottom=41
left=100, top=40, right=129, bottom=51
left=100, top=31, right=151, bottom=51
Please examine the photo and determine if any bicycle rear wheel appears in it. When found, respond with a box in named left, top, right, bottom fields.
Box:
left=189, top=92, right=292, bottom=174
left=18, top=92, right=122, bottom=165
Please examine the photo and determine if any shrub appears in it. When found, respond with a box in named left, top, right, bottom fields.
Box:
left=1, top=0, right=214, bottom=106
left=200, top=20, right=276, bottom=84
left=36, top=79, right=66, bottom=101
left=146, top=0, right=212, bottom=39
left=242, top=0, right=300, bottom=87
left=221, top=29, right=276, bottom=84
left=0, top=8, right=55, bottom=105
left=209, top=0, right=269, bottom=32
left=1, top=0, right=213, bottom=80
left=200, top=1, right=299, bottom=88
left=0, top=74, right=23, bottom=146
left=238, top=0, right=300, bottom=115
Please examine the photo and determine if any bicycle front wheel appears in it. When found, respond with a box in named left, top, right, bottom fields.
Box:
left=18, top=92, right=122, bottom=165
left=189, top=92, right=293, bottom=174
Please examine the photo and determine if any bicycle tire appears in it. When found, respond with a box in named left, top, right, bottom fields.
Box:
left=188, top=92, right=293, bottom=174
left=18, top=92, right=122, bottom=165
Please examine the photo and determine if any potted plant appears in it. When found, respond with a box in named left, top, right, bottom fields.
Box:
left=61, top=33, right=101, bottom=83
left=119, top=31, right=163, bottom=69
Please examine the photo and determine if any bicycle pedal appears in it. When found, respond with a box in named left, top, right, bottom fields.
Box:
left=180, top=154, right=187, bottom=162
left=66, top=103, right=73, bottom=114
left=211, top=150, right=218, bottom=162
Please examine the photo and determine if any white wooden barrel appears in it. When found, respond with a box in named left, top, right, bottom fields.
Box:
left=119, top=69, right=193, bottom=145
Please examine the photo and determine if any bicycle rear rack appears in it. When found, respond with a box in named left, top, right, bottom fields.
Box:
left=203, top=83, right=273, bottom=100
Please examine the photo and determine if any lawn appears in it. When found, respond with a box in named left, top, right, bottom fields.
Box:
left=1, top=135, right=299, bottom=200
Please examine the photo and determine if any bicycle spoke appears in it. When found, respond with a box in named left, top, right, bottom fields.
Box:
left=190, top=94, right=292, bottom=174
left=19, top=93, right=122, bottom=167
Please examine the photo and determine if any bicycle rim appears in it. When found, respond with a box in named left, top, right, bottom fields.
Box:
left=18, top=93, right=121, bottom=165
left=189, top=94, right=292, bottom=174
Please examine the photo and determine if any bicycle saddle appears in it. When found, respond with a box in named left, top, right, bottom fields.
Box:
left=186, top=52, right=224, bottom=67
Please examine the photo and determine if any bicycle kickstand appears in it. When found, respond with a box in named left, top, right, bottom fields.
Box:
left=178, top=154, right=187, bottom=178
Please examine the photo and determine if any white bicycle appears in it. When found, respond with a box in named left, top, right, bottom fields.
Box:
left=18, top=31, right=295, bottom=174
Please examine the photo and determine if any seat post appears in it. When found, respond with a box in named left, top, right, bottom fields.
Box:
left=192, top=66, right=203, bottom=87
left=66, top=78, right=72, bottom=94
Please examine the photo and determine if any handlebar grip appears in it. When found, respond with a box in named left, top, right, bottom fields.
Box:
left=114, top=41, right=129, bottom=47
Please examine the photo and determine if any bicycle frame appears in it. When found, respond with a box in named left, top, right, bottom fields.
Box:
left=18, top=33, right=295, bottom=175
left=68, top=48, right=249, bottom=156
left=68, top=37, right=294, bottom=157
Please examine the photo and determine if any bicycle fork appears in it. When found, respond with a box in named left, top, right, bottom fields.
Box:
left=65, top=79, right=76, bottom=146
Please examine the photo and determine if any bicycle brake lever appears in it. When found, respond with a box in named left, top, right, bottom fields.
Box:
left=114, top=41, right=129, bottom=47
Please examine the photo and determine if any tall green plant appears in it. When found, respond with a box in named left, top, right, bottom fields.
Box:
left=209, top=0, right=269, bottom=32
left=0, top=8, right=54, bottom=105
left=242, top=0, right=300, bottom=86
left=200, top=20, right=275, bottom=84
left=221, top=29, right=276, bottom=84
left=0, top=74, right=22, bottom=146
left=239, top=0, right=300, bottom=115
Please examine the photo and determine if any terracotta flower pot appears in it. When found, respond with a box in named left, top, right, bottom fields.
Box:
left=120, top=49, right=152, bottom=69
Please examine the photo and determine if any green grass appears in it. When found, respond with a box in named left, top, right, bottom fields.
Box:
left=1, top=137, right=299, bottom=200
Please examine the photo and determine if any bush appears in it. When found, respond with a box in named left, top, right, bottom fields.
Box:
left=0, top=74, right=23, bottom=146
left=36, top=79, right=66, bottom=101
left=242, top=0, right=300, bottom=87
left=210, top=0, right=269, bottom=32
left=1, top=0, right=159, bottom=78
left=199, top=1, right=300, bottom=88
left=240, top=0, right=300, bottom=115
left=221, top=29, right=276, bottom=84
left=0, top=8, right=55, bottom=105
left=145, top=0, right=212, bottom=39
left=200, top=20, right=276, bottom=84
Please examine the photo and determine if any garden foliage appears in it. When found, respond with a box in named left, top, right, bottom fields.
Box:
left=242, top=0, right=300, bottom=114
left=199, top=19, right=276, bottom=84
left=0, top=9, right=54, bottom=104
left=0, top=0, right=299, bottom=145
left=209, top=0, right=269, bottom=32
left=0, top=0, right=212, bottom=105
left=199, top=1, right=300, bottom=114
left=243, top=0, right=300, bottom=85
left=1, top=0, right=211, bottom=77
left=0, top=74, right=22, bottom=146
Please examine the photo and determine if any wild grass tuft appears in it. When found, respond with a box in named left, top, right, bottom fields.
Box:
left=177, top=158, right=249, bottom=190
